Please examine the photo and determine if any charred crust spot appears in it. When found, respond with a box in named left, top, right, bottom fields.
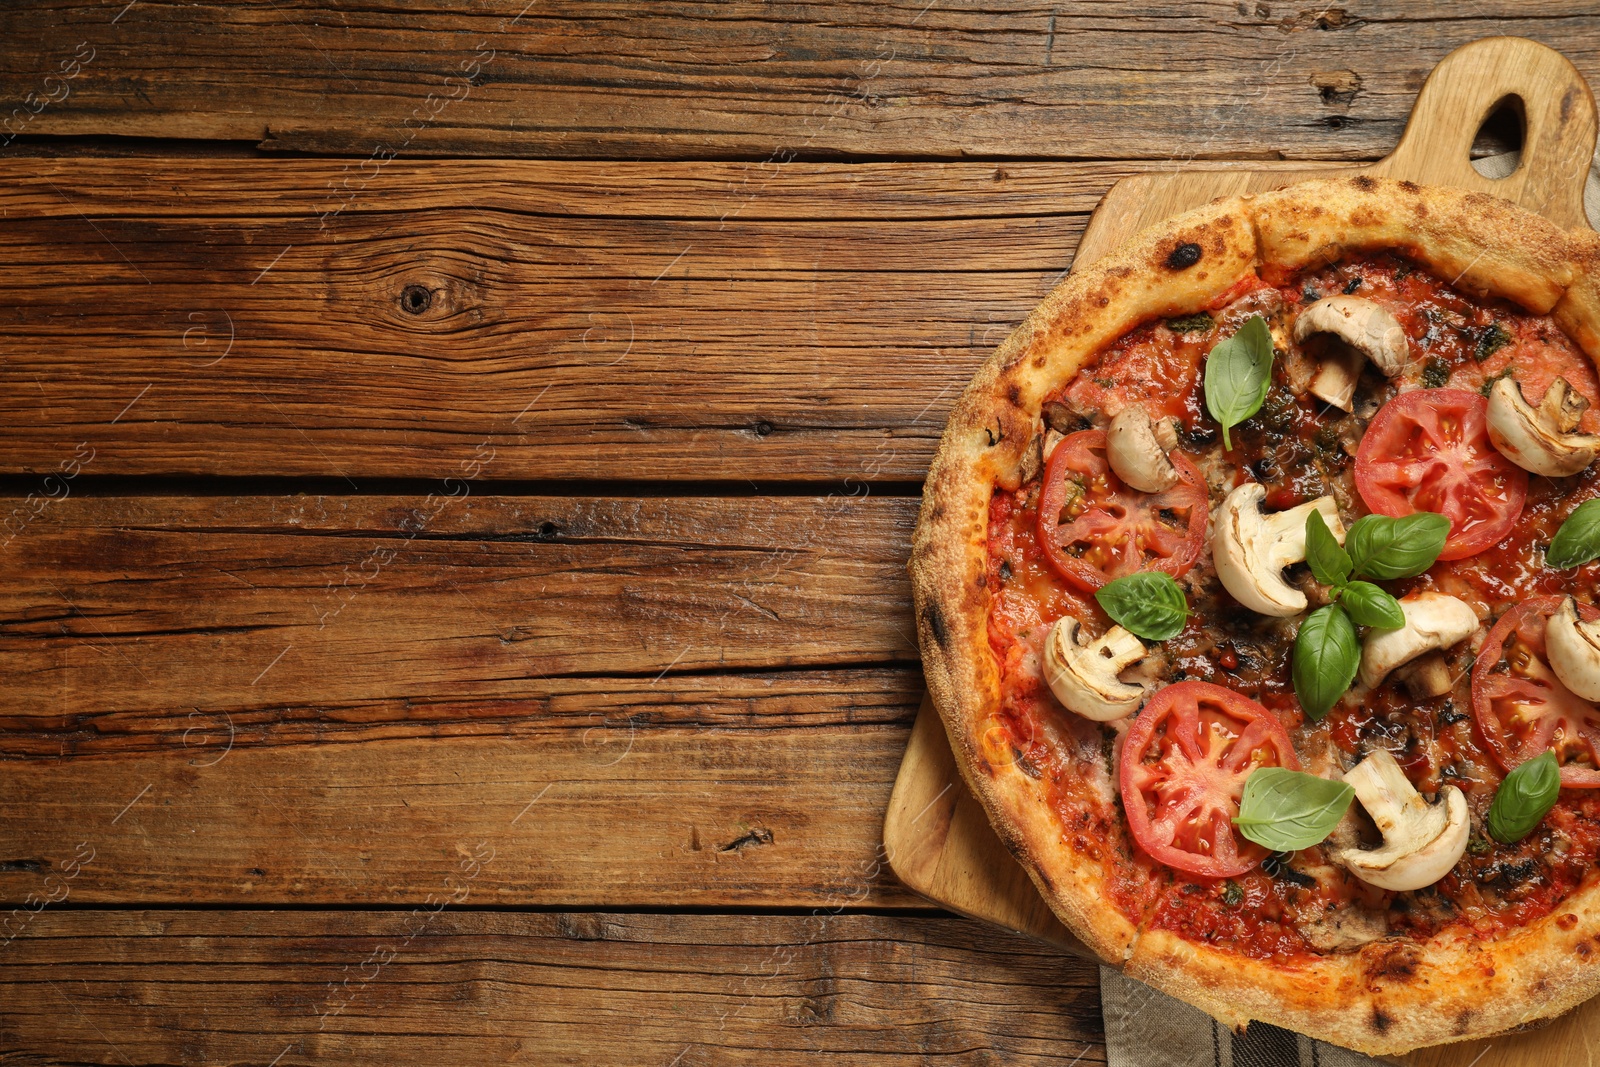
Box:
left=1166, top=242, right=1203, bottom=270
left=1454, top=1009, right=1474, bottom=1035
left=1370, top=1007, right=1393, bottom=1034
left=1399, top=180, right=1420, bottom=193
left=1366, top=943, right=1420, bottom=982
left=1557, top=912, right=1579, bottom=931
left=1577, top=941, right=1592, bottom=959
left=1006, top=383, right=1022, bottom=406
left=1352, top=175, right=1377, bottom=192
left=924, top=602, right=950, bottom=648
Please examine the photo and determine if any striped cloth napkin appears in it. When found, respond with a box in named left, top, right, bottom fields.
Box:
left=1098, top=147, right=1600, bottom=1067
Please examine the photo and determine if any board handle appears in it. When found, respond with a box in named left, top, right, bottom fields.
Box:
left=1373, top=37, right=1598, bottom=231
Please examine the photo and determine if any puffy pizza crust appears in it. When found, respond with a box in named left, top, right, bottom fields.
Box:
left=1251, top=176, right=1576, bottom=313
left=909, top=176, right=1600, bottom=1055
left=911, top=199, right=1258, bottom=962
left=1128, top=881, right=1600, bottom=1054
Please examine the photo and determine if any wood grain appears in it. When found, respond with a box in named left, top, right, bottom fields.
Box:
left=0, top=911, right=1106, bottom=1065
left=0, top=712, right=918, bottom=907
left=4, top=2, right=1599, bottom=161
left=0, top=666, right=920, bottom=758
left=0, top=493, right=917, bottom=696
left=0, top=492, right=924, bottom=906
left=0, top=158, right=1083, bottom=483
left=0, top=158, right=1355, bottom=484
left=0, top=157, right=1154, bottom=219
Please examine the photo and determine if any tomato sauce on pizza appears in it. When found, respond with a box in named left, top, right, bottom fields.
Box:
left=984, top=251, right=1600, bottom=962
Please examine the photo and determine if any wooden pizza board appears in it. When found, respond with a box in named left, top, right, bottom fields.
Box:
left=883, top=36, right=1600, bottom=1067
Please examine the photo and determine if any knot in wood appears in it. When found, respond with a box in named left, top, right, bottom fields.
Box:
left=400, top=284, right=433, bottom=315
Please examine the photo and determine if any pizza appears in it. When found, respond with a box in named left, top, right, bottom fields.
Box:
left=910, top=176, right=1600, bottom=1055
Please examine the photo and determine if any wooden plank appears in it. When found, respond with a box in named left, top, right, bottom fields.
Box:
left=3, top=2, right=1598, bottom=160
left=0, top=667, right=920, bottom=758
left=0, top=157, right=1143, bottom=219
left=0, top=712, right=919, bottom=907
left=0, top=159, right=1089, bottom=483
left=0, top=911, right=1105, bottom=1065
left=0, top=159, right=1351, bottom=483
left=0, top=492, right=922, bottom=906
left=0, top=494, right=917, bottom=694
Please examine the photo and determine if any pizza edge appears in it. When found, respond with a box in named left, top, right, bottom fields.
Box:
left=909, top=175, right=1600, bottom=1055
left=911, top=195, right=1258, bottom=962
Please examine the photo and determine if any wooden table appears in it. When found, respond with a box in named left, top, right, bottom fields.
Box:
left=0, top=4, right=1593, bottom=1063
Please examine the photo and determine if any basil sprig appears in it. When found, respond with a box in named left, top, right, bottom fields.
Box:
left=1339, top=581, right=1407, bottom=629
left=1487, top=751, right=1561, bottom=844
left=1305, top=509, right=1351, bottom=587
left=1203, top=315, right=1274, bottom=451
left=1345, top=512, right=1451, bottom=580
left=1095, top=571, right=1188, bottom=642
left=1291, top=509, right=1450, bottom=720
left=1233, top=767, right=1356, bottom=852
left=1547, top=499, right=1600, bottom=569
left=1293, top=605, right=1360, bottom=721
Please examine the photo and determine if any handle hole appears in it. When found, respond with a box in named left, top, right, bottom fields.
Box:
left=1470, top=94, right=1526, bottom=178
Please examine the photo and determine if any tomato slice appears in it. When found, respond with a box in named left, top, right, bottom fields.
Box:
left=1120, top=681, right=1299, bottom=878
left=1354, top=388, right=1527, bottom=561
left=1472, top=596, right=1600, bottom=788
left=1035, top=429, right=1209, bottom=592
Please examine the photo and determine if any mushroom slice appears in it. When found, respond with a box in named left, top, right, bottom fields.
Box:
left=1358, top=592, right=1477, bottom=690
left=1017, top=427, right=1068, bottom=484
left=1106, top=405, right=1180, bottom=493
left=1041, top=427, right=1066, bottom=468
left=1043, top=617, right=1150, bottom=722
left=1546, top=597, right=1600, bottom=702
left=1292, top=297, right=1408, bottom=411
left=1392, top=651, right=1454, bottom=700
left=1486, top=377, right=1600, bottom=477
left=1213, top=484, right=1345, bottom=617
left=1333, top=749, right=1468, bottom=892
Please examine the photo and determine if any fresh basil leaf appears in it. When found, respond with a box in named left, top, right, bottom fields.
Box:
left=1292, top=603, right=1360, bottom=721
left=1233, top=767, right=1356, bottom=852
left=1345, top=512, right=1450, bottom=581
left=1487, top=751, right=1562, bottom=844
left=1547, top=499, right=1600, bottom=569
left=1304, top=508, right=1352, bottom=588
left=1203, top=314, right=1274, bottom=451
left=1339, top=581, right=1406, bottom=629
left=1095, top=571, right=1188, bottom=642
